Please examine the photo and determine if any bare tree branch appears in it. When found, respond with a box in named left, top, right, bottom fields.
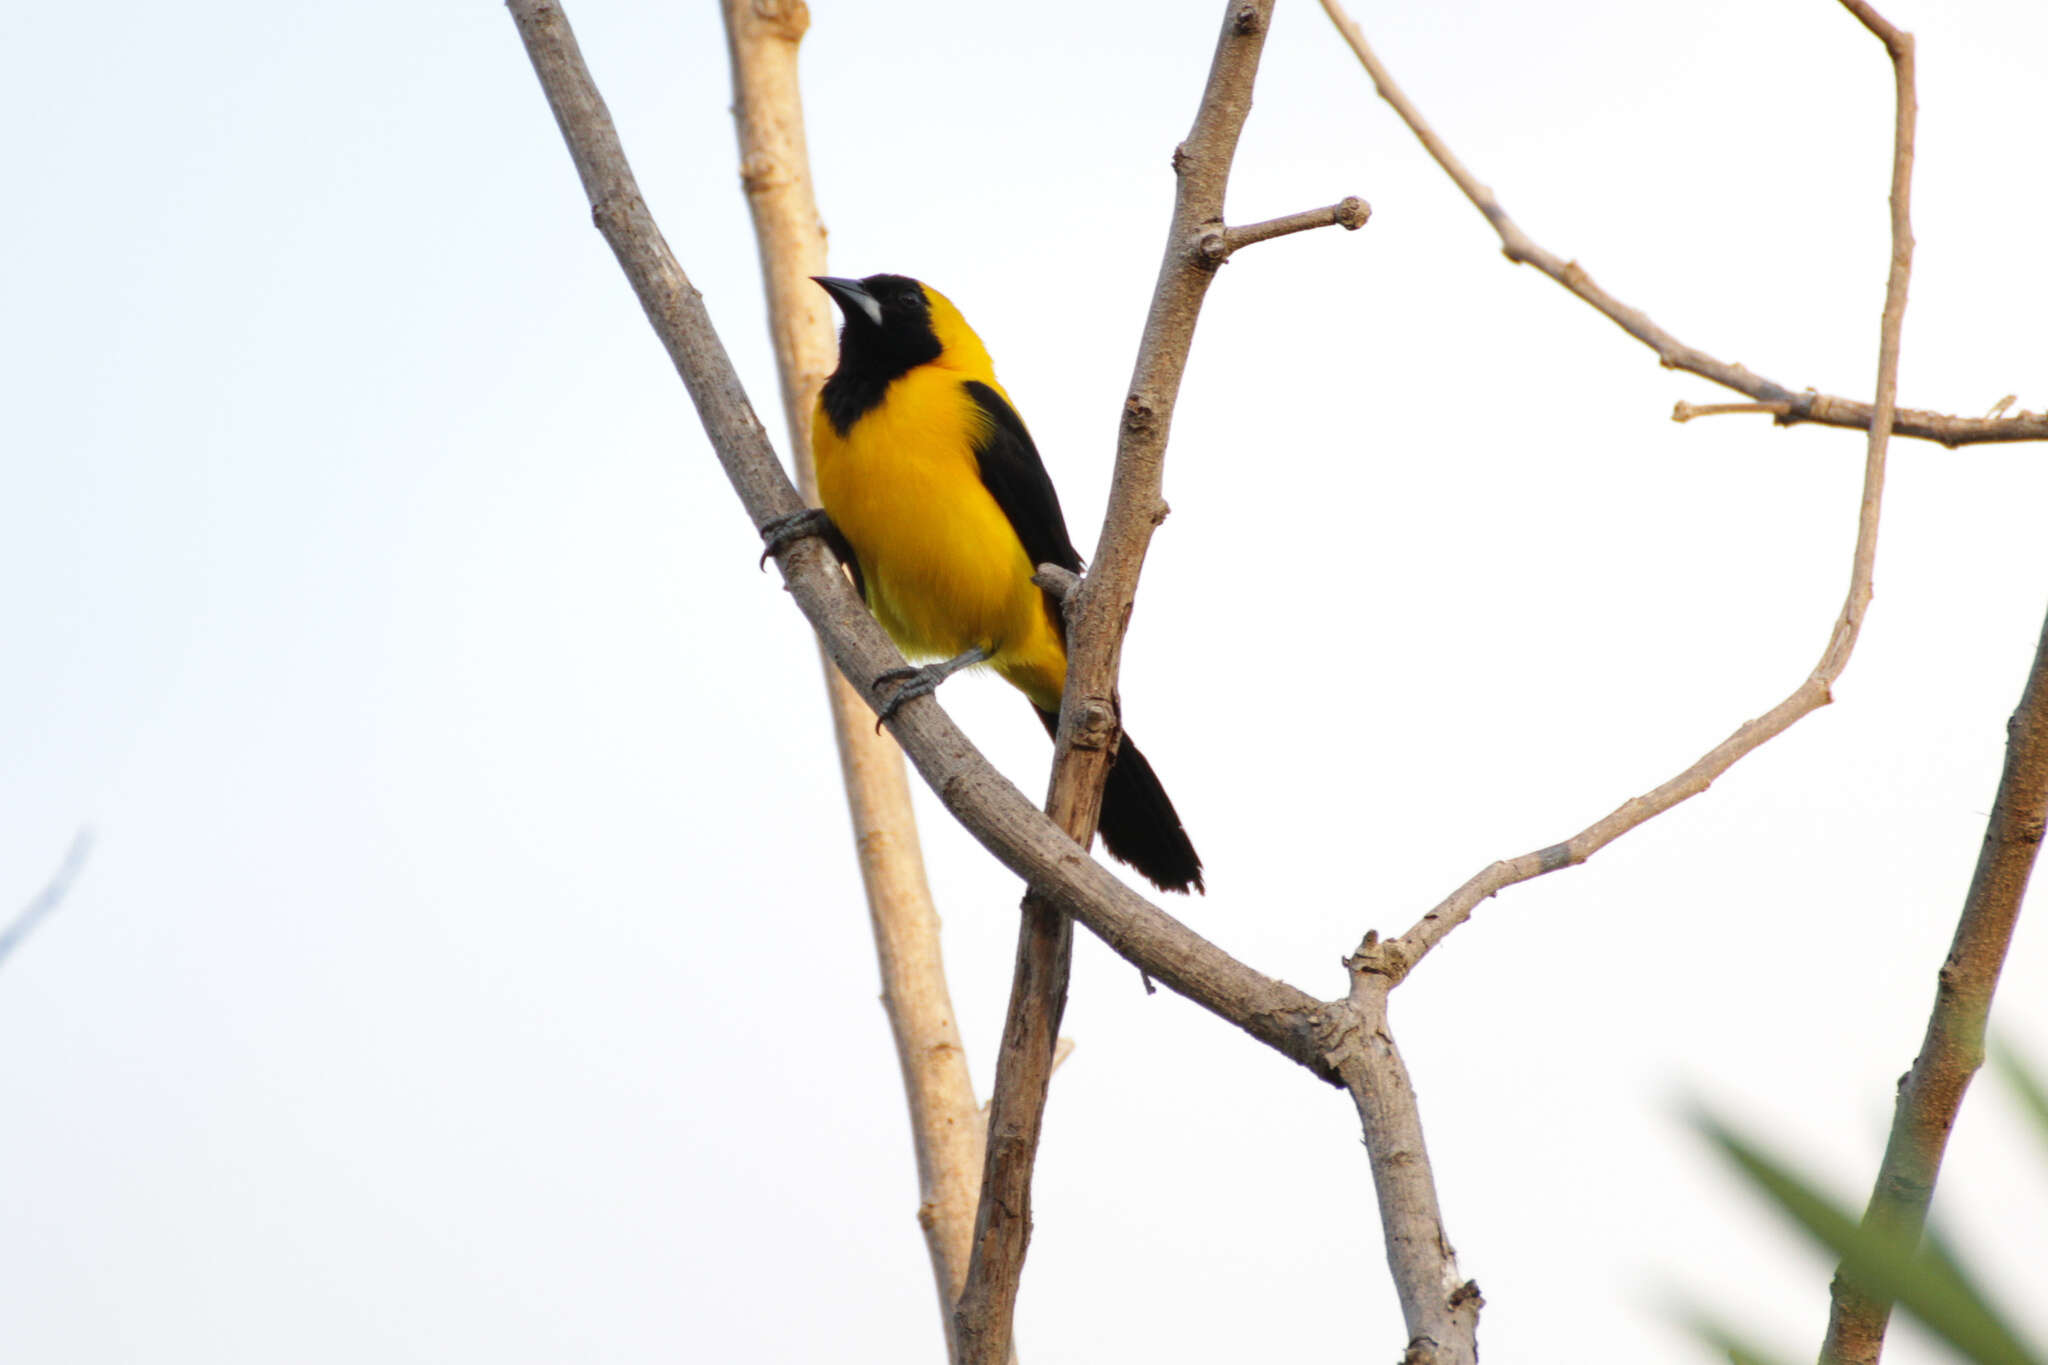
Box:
left=1316, top=0, right=2039, bottom=450
left=956, top=7, right=1290, bottom=1358
left=954, top=895, right=1069, bottom=1365
left=954, top=6, right=1388, bottom=1360
left=507, top=5, right=1466, bottom=1359
left=0, top=829, right=93, bottom=969
left=1355, top=0, right=1917, bottom=982
left=1344, top=935, right=1482, bottom=1365
left=717, top=3, right=989, bottom=1353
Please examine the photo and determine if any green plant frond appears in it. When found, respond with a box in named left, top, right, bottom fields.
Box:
left=1677, top=1303, right=1799, bottom=1365
left=1990, top=1040, right=2048, bottom=1155
left=1692, top=1111, right=2043, bottom=1365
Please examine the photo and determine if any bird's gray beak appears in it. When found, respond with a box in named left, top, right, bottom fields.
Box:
left=812, top=275, right=883, bottom=328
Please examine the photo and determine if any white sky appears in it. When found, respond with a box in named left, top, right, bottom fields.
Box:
left=4, top=1, right=2046, bottom=1361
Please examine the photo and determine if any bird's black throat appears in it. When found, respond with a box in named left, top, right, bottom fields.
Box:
left=818, top=275, right=943, bottom=436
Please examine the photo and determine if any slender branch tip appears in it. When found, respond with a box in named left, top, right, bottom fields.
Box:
left=1672, top=400, right=1796, bottom=424
left=1211, top=197, right=1376, bottom=261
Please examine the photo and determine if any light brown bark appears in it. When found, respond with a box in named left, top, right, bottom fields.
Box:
left=717, top=4, right=988, bottom=1355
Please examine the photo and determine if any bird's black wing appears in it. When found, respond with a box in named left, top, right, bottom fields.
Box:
left=962, top=380, right=1084, bottom=575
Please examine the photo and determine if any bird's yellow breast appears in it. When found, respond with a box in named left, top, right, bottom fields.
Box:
left=813, top=367, right=1066, bottom=708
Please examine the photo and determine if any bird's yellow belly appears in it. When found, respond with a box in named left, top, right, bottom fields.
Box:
left=815, top=372, right=1067, bottom=710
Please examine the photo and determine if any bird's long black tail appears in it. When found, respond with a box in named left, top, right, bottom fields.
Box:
left=1034, top=707, right=1203, bottom=894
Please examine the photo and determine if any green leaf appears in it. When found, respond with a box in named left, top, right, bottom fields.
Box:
left=1677, top=1303, right=1799, bottom=1365
left=1693, top=1111, right=2042, bottom=1365
left=1991, top=1039, right=2048, bottom=1156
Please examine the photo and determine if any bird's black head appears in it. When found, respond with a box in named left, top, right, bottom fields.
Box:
left=814, top=274, right=946, bottom=434
left=815, top=274, right=941, bottom=370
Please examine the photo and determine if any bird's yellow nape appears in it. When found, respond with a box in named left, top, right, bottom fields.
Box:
left=917, top=284, right=998, bottom=381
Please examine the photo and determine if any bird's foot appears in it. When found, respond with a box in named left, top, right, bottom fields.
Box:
left=759, top=508, right=867, bottom=601
left=871, top=646, right=991, bottom=729
left=757, top=508, right=834, bottom=569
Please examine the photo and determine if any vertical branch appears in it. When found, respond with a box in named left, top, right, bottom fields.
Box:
left=721, top=0, right=834, bottom=490
left=953, top=898, right=1065, bottom=1365
left=1801, top=9, right=1961, bottom=1365
left=951, top=6, right=1278, bottom=1364
left=1813, top=1, right=1913, bottom=688
left=1051, top=0, right=1274, bottom=817
left=718, top=2, right=989, bottom=1353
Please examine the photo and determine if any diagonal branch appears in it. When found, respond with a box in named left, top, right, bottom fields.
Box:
left=507, top=5, right=1464, bottom=1359
left=504, top=0, right=1335, bottom=1092
left=1316, top=0, right=2041, bottom=449
left=1820, top=601, right=2048, bottom=1364
left=717, top=3, right=988, bottom=1355
left=1368, top=0, right=1917, bottom=982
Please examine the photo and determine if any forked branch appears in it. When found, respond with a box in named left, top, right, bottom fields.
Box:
left=1316, top=0, right=2038, bottom=449
left=1341, top=0, right=1917, bottom=980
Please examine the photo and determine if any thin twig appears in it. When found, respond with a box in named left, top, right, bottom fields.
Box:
left=508, top=10, right=1466, bottom=1361
left=0, top=829, right=93, bottom=968
left=1358, top=0, right=1915, bottom=981
left=1203, top=195, right=1370, bottom=261
left=1811, top=15, right=2009, bottom=1360
left=717, top=3, right=989, bottom=1353
left=1673, top=400, right=1797, bottom=423
left=1316, top=0, right=2038, bottom=450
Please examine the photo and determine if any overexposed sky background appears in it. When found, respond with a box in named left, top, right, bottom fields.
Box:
left=5, top=1, right=2046, bottom=1361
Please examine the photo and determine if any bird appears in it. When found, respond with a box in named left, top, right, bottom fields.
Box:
left=792, top=272, right=1203, bottom=894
